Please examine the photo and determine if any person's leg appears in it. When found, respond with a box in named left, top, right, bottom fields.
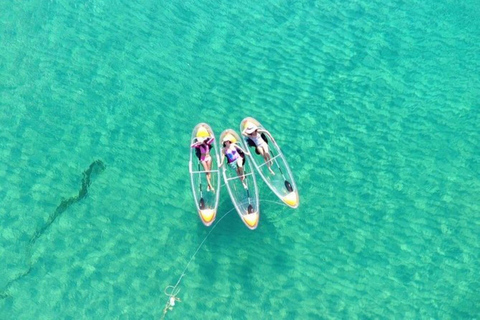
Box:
left=206, top=157, right=214, bottom=191
left=202, top=160, right=214, bottom=191
left=257, top=146, right=265, bottom=158
left=259, top=145, right=275, bottom=174
left=236, top=159, right=247, bottom=188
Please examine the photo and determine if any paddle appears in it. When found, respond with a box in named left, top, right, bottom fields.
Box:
left=245, top=180, right=255, bottom=214
left=269, top=148, right=294, bottom=193
left=284, top=180, right=294, bottom=193
left=240, top=160, right=255, bottom=215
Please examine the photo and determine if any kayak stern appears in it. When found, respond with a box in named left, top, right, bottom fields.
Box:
left=243, top=212, right=259, bottom=230
left=282, top=191, right=299, bottom=208
left=199, top=209, right=216, bottom=226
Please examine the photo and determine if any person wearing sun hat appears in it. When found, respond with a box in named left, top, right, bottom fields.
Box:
left=191, top=132, right=215, bottom=192
left=242, top=124, right=275, bottom=175
left=219, top=135, right=250, bottom=188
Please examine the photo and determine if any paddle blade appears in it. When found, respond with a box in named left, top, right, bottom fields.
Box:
left=199, top=198, right=205, bottom=209
left=285, top=180, right=294, bottom=192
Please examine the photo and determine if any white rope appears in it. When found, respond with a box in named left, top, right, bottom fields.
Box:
left=160, top=198, right=285, bottom=318
left=161, top=206, right=235, bottom=318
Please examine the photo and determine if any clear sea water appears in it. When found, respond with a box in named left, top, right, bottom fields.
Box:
left=1, top=0, right=479, bottom=319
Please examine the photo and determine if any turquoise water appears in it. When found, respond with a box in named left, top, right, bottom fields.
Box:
left=1, top=0, right=479, bottom=318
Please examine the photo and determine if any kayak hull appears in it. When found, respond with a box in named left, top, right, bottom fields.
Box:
left=240, top=117, right=299, bottom=209
left=219, top=129, right=260, bottom=230
left=189, top=123, right=221, bottom=226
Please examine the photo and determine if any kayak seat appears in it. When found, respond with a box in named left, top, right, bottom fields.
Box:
left=261, top=133, right=268, bottom=144
left=246, top=138, right=259, bottom=155
left=236, top=146, right=246, bottom=165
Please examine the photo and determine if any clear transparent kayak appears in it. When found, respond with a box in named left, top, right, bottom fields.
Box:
left=189, top=123, right=221, bottom=226
left=239, top=117, right=299, bottom=208
left=219, top=129, right=260, bottom=230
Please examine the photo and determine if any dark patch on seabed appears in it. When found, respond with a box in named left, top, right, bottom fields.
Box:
left=0, top=160, right=106, bottom=299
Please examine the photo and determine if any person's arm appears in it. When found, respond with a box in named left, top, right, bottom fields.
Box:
left=241, top=128, right=249, bottom=136
left=206, top=137, right=215, bottom=145
left=258, top=128, right=270, bottom=136
left=219, top=149, right=225, bottom=167
left=190, top=141, right=200, bottom=148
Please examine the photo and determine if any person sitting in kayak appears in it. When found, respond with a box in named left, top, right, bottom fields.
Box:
left=242, top=124, right=275, bottom=175
left=191, top=135, right=215, bottom=192
left=219, top=137, right=250, bottom=189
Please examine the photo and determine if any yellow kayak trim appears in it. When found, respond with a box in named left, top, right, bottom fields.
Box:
left=243, top=212, right=259, bottom=228
left=243, top=121, right=256, bottom=130
left=222, top=133, right=237, bottom=143
left=196, top=126, right=210, bottom=138
left=283, top=192, right=298, bottom=207
left=200, top=209, right=215, bottom=223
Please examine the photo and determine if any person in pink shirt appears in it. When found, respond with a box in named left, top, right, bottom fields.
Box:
left=191, top=136, right=215, bottom=192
